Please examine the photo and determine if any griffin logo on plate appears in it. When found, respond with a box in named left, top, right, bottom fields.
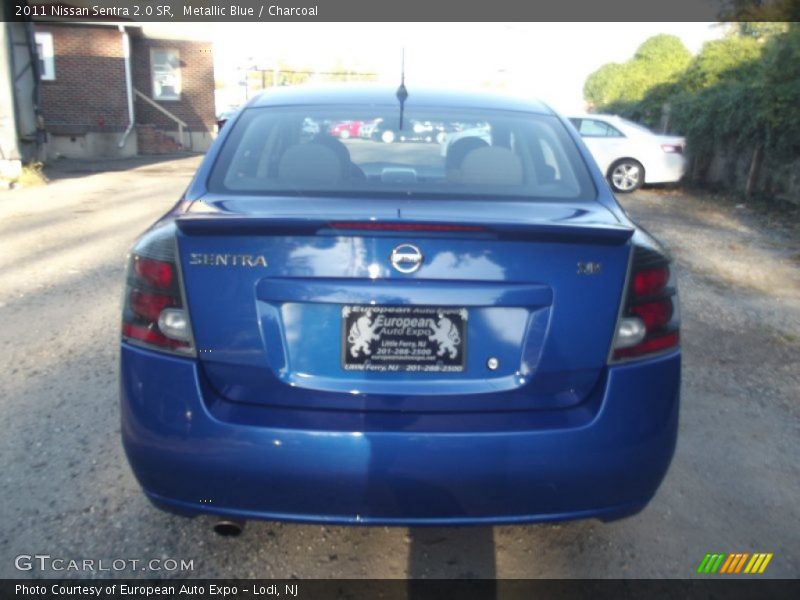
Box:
left=347, top=310, right=381, bottom=358
left=428, top=316, right=461, bottom=359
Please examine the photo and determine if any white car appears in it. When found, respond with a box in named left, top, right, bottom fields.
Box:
left=569, top=115, right=687, bottom=193
left=440, top=124, right=491, bottom=156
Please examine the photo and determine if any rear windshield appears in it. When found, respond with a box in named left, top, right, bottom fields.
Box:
left=208, top=106, right=596, bottom=200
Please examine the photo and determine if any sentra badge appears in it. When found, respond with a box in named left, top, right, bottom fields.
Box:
left=189, top=253, right=268, bottom=267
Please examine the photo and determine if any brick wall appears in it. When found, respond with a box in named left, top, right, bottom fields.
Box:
left=131, top=38, right=215, bottom=133
left=37, top=25, right=129, bottom=134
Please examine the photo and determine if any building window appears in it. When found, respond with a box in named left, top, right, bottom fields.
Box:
left=35, top=32, right=55, bottom=81
left=150, top=48, right=181, bottom=100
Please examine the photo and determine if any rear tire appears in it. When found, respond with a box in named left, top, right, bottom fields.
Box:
left=608, top=159, right=644, bottom=193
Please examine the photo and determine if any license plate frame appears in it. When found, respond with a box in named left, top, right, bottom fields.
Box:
left=341, top=305, right=467, bottom=373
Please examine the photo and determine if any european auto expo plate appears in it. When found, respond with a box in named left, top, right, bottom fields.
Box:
left=342, top=305, right=467, bottom=372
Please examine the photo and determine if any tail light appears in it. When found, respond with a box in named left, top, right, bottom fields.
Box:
left=611, top=245, right=679, bottom=361
left=121, top=223, right=195, bottom=356
left=661, top=144, right=683, bottom=154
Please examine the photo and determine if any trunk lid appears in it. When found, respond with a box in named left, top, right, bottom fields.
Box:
left=176, top=195, right=632, bottom=413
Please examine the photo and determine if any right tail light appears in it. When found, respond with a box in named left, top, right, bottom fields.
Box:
left=611, top=245, right=680, bottom=361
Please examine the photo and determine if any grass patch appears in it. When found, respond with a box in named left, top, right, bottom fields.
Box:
left=14, top=162, right=48, bottom=188
left=1, top=162, right=49, bottom=189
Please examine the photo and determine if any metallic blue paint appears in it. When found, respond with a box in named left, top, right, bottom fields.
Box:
left=121, top=343, right=679, bottom=525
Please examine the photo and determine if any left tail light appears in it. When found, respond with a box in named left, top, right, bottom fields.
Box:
left=611, top=244, right=680, bottom=362
left=121, top=223, right=195, bottom=356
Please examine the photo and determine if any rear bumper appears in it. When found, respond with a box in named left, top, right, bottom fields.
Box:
left=645, top=153, right=687, bottom=184
left=121, top=344, right=680, bottom=525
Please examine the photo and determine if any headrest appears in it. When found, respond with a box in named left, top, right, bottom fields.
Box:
left=278, top=143, right=341, bottom=184
left=446, top=136, right=489, bottom=172
left=313, top=134, right=352, bottom=164
left=459, top=146, right=523, bottom=186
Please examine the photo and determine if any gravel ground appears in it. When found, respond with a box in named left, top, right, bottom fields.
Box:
left=0, top=158, right=797, bottom=579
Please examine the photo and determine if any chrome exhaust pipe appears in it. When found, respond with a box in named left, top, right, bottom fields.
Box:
left=212, top=518, right=246, bottom=537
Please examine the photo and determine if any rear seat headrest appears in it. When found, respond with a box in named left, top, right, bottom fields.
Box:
left=459, top=146, right=523, bottom=186
left=278, top=143, right=341, bottom=184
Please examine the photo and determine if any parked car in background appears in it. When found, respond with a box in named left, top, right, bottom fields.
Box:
left=121, top=85, right=680, bottom=531
left=329, top=120, right=363, bottom=139
left=358, top=118, right=380, bottom=139
left=301, top=117, right=320, bottom=137
left=440, top=123, right=491, bottom=156
left=569, top=115, right=686, bottom=193
left=370, top=117, right=439, bottom=143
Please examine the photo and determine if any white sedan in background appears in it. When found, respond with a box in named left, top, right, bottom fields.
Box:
left=569, top=115, right=686, bottom=193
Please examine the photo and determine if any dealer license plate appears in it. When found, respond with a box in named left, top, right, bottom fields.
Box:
left=342, top=305, right=467, bottom=372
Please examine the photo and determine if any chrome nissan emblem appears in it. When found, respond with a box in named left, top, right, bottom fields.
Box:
left=390, top=244, right=424, bottom=274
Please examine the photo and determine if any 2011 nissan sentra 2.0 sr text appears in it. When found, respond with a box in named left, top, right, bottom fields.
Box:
left=120, top=85, right=681, bottom=526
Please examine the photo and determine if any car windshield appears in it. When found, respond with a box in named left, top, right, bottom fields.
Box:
left=208, top=106, right=596, bottom=200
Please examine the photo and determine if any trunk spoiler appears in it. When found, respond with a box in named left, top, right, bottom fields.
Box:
left=175, top=215, right=634, bottom=245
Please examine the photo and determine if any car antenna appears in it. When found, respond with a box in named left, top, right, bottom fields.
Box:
left=396, top=48, right=408, bottom=131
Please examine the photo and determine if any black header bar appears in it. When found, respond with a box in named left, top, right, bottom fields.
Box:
left=4, top=0, right=800, bottom=23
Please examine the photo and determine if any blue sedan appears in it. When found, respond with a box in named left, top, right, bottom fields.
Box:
left=120, top=85, right=680, bottom=531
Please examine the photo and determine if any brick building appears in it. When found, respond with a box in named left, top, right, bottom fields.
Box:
left=33, top=23, right=215, bottom=158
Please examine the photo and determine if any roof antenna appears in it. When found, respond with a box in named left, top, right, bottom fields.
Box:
left=396, top=48, right=408, bottom=131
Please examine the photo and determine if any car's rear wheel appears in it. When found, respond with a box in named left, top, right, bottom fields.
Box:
left=608, top=159, right=644, bottom=193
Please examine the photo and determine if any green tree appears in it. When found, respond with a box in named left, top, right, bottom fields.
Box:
left=583, top=34, right=691, bottom=109
left=680, top=36, right=762, bottom=93
left=758, top=22, right=800, bottom=154
left=633, top=33, right=692, bottom=75
left=583, top=63, right=625, bottom=108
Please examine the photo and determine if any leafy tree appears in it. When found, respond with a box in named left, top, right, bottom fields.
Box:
left=737, top=21, right=789, bottom=39
left=633, top=34, right=693, bottom=75
left=584, top=34, right=691, bottom=109
left=723, top=0, right=800, bottom=24
left=679, top=36, right=762, bottom=93
left=584, top=63, right=625, bottom=108
left=758, top=22, right=800, bottom=155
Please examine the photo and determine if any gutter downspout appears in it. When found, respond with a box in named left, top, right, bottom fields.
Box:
left=118, top=25, right=134, bottom=149
left=23, top=21, right=46, bottom=161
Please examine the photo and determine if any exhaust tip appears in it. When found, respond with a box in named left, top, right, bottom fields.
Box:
left=213, top=519, right=245, bottom=537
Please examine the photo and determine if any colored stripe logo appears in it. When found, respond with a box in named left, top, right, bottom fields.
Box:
left=697, top=553, right=773, bottom=574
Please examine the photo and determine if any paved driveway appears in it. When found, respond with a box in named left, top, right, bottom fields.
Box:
left=1, top=158, right=797, bottom=578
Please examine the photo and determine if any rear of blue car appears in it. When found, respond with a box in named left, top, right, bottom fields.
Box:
left=120, top=87, right=680, bottom=525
